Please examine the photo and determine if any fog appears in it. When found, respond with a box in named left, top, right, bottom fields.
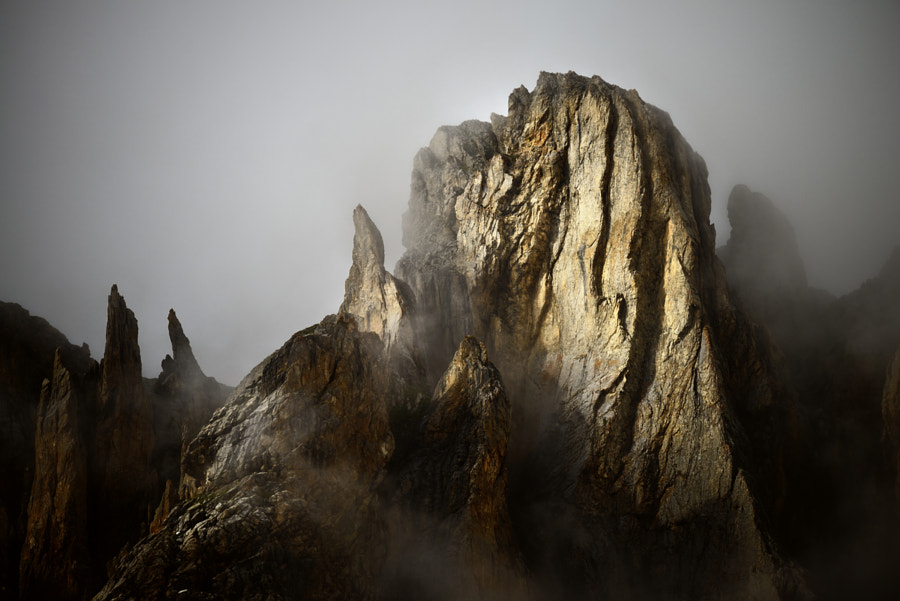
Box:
left=2, top=0, right=899, bottom=385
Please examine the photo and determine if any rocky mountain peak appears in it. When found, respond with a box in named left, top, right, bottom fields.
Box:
left=99, top=284, right=142, bottom=408
left=164, top=308, right=202, bottom=377
left=340, top=204, right=420, bottom=387
left=394, top=70, right=803, bottom=598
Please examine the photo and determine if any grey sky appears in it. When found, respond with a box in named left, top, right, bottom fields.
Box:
left=2, top=1, right=898, bottom=384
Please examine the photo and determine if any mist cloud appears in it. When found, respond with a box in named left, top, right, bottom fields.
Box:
left=1, top=0, right=898, bottom=384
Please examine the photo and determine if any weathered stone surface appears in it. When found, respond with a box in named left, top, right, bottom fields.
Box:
left=339, top=204, right=421, bottom=390
left=19, top=349, right=97, bottom=601
left=386, top=336, right=526, bottom=600
left=20, top=71, right=900, bottom=599
left=396, top=71, right=803, bottom=599
left=96, top=315, right=395, bottom=601
left=92, top=285, right=155, bottom=563
left=151, top=309, right=230, bottom=501
left=0, top=302, right=89, bottom=600
left=9, top=288, right=231, bottom=600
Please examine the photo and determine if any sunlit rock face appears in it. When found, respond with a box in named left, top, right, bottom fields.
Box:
left=396, top=71, right=805, bottom=599
left=339, top=204, right=422, bottom=393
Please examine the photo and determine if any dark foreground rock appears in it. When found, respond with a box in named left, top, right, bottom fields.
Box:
left=0, top=302, right=90, bottom=600
left=3, top=289, right=228, bottom=601
left=719, top=186, right=900, bottom=599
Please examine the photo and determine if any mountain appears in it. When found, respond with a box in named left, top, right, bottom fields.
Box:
left=2, top=71, right=899, bottom=600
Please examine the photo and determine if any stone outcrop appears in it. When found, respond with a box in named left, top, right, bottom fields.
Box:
left=151, top=309, right=230, bottom=503
left=720, top=187, right=900, bottom=596
left=96, top=315, right=395, bottom=601
left=0, top=302, right=88, bottom=600
left=396, top=71, right=803, bottom=599
left=19, top=349, right=97, bottom=601
left=717, top=185, right=833, bottom=364
left=387, top=336, right=525, bottom=600
left=93, top=71, right=816, bottom=601
left=339, top=204, right=421, bottom=390
left=12, top=71, right=900, bottom=599
left=718, top=184, right=808, bottom=296
left=91, top=286, right=156, bottom=564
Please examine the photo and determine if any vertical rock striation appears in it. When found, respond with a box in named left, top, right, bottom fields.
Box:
left=397, top=71, right=804, bottom=598
left=0, top=302, right=87, bottom=600
left=339, top=204, right=421, bottom=391
left=92, top=285, right=155, bottom=563
left=19, top=349, right=97, bottom=601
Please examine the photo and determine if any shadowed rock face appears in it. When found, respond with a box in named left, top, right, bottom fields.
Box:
left=885, top=345, right=900, bottom=498
left=0, top=302, right=89, bottom=600
left=387, top=336, right=526, bottom=601
left=92, top=285, right=156, bottom=564
left=151, top=309, right=230, bottom=507
left=720, top=186, right=900, bottom=598
left=19, top=349, right=97, bottom=601
left=5, top=288, right=229, bottom=601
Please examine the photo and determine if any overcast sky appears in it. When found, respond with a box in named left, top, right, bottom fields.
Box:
left=2, top=1, right=899, bottom=384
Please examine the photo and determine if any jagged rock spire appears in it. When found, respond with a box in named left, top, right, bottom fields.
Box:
left=93, top=285, right=154, bottom=562
left=161, top=308, right=203, bottom=378
left=100, top=284, right=142, bottom=407
left=390, top=336, right=526, bottom=598
left=718, top=184, right=808, bottom=294
left=339, top=204, right=420, bottom=387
